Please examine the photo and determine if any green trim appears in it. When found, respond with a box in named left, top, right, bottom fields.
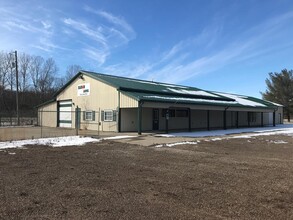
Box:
left=59, top=120, right=72, bottom=124
left=59, top=104, right=72, bottom=107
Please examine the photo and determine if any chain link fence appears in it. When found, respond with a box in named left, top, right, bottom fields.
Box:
left=0, top=109, right=108, bottom=141
left=0, top=110, right=37, bottom=127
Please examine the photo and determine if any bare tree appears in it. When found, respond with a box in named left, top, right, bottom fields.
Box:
left=30, top=56, right=59, bottom=102
left=30, top=56, right=44, bottom=93
left=65, top=64, right=82, bottom=82
left=18, top=53, right=31, bottom=92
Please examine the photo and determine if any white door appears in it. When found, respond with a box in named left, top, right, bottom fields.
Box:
left=58, top=100, right=72, bottom=128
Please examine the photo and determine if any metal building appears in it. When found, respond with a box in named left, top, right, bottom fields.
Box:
left=37, top=71, right=283, bottom=134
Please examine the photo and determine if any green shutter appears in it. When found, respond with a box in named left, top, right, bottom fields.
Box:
left=113, top=110, right=117, bottom=121
left=83, top=111, right=85, bottom=121
left=92, top=111, right=95, bottom=121
left=101, top=111, right=104, bottom=121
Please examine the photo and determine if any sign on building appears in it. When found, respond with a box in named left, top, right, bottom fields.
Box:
left=77, top=83, right=90, bottom=96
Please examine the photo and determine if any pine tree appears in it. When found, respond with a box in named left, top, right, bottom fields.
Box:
left=262, top=69, right=293, bottom=122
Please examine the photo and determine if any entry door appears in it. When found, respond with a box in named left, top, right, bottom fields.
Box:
left=153, top=109, right=159, bottom=130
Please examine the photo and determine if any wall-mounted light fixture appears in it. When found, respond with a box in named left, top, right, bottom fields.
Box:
left=79, top=74, right=84, bottom=80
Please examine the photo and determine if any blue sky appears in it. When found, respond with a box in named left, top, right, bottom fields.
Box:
left=1, top=0, right=293, bottom=98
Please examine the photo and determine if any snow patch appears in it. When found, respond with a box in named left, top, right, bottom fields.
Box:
left=103, top=135, right=136, bottom=140
left=155, top=141, right=198, bottom=148
left=215, top=92, right=266, bottom=107
left=270, top=140, right=288, bottom=144
left=167, top=88, right=219, bottom=97
left=155, top=124, right=293, bottom=139
left=0, top=136, right=100, bottom=149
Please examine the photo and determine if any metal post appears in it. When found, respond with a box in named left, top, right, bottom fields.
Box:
left=188, top=108, right=191, bottom=132
left=75, top=106, right=79, bottom=135
left=248, top=112, right=250, bottom=127
left=98, top=107, right=100, bottom=137
left=224, top=110, right=227, bottom=130
left=40, top=110, right=43, bottom=138
left=207, top=110, right=210, bottom=131
left=15, top=51, right=20, bottom=126
left=236, top=111, right=239, bottom=128
left=138, top=101, right=143, bottom=135
left=165, top=109, right=169, bottom=134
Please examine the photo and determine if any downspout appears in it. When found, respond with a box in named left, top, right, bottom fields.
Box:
left=117, top=90, right=121, bottom=132
left=138, top=100, right=144, bottom=135
left=224, top=106, right=229, bottom=130
left=273, top=107, right=278, bottom=127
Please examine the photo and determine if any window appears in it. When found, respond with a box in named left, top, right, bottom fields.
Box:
left=84, top=111, right=95, bottom=121
left=85, top=111, right=93, bottom=120
left=104, top=110, right=113, bottom=121
left=176, top=109, right=189, bottom=117
left=162, top=109, right=189, bottom=117
left=101, top=110, right=117, bottom=122
left=162, top=109, right=175, bottom=117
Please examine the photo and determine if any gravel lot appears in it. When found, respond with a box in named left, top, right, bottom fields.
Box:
left=0, top=134, right=293, bottom=219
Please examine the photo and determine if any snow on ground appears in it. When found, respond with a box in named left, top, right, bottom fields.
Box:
left=155, top=124, right=293, bottom=139
left=0, top=136, right=100, bottom=149
left=103, top=135, right=136, bottom=140
left=153, top=124, right=293, bottom=147
left=0, top=135, right=139, bottom=150
left=155, top=141, right=198, bottom=148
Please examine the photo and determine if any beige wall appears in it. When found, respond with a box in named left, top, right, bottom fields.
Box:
left=120, top=93, right=138, bottom=108
left=56, top=75, right=118, bottom=131
left=120, top=108, right=153, bottom=132
left=120, top=108, right=137, bottom=132
left=38, top=102, right=57, bottom=127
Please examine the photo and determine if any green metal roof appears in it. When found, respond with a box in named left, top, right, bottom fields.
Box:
left=81, top=71, right=280, bottom=109
left=53, top=70, right=281, bottom=110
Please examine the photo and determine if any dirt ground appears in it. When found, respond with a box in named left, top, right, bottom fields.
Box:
left=0, top=134, right=293, bottom=219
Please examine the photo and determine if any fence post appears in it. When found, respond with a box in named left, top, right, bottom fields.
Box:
left=40, top=110, right=43, bottom=138
left=75, top=106, right=79, bottom=136
left=98, top=108, right=100, bottom=137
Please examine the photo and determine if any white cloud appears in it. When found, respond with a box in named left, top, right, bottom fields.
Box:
left=63, top=18, right=107, bottom=47
left=84, top=5, right=136, bottom=39
left=41, top=21, right=52, bottom=29
left=83, top=46, right=109, bottom=66
left=109, top=10, right=293, bottom=84
left=62, top=7, right=136, bottom=65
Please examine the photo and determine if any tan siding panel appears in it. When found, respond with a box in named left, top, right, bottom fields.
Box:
left=120, top=93, right=138, bottom=108
left=38, top=102, right=57, bottom=127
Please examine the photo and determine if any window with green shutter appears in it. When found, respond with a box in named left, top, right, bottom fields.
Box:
left=101, top=110, right=117, bottom=122
left=84, top=111, right=95, bottom=121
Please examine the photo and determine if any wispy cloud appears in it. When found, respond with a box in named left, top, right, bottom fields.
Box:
left=83, top=46, right=109, bottom=65
left=63, top=18, right=108, bottom=47
left=0, top=2, right=136, bottom=67
left=62, top=6, right=136, bottom=65
left=105, top=10, right=293, bottom=84
left=83, top=5, right=136, bottom=39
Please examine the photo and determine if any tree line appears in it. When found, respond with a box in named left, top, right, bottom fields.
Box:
left=0, top=51, right=81, bottom=116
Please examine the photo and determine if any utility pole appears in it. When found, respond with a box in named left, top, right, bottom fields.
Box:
left=10, top=51, right=20, bottom=126
left=15, top=50, right=19, bottom=126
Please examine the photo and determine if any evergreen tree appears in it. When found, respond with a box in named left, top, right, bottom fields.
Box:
left=262, top=69, right=293, bottom=121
